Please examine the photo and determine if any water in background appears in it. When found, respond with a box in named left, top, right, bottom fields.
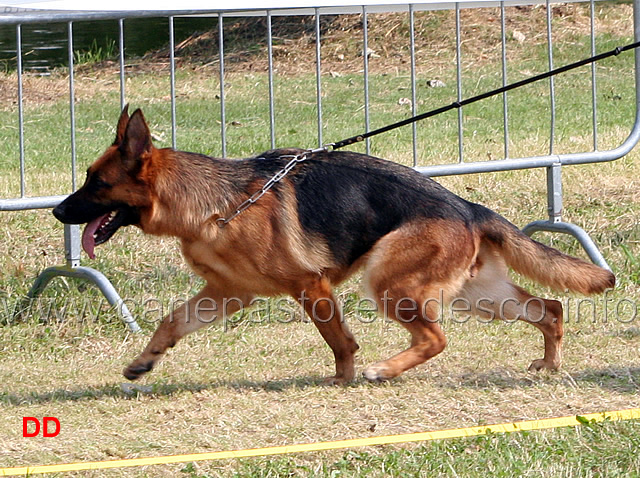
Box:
left=0, top=16, right=217, bottom=74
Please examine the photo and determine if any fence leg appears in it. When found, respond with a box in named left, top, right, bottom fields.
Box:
left=522, top=163, right=611, bottom=271
left=20, top=224, right=141, bottom=332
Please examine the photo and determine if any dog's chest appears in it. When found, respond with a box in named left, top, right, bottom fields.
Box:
left=180, top=238, right=283, bottom=294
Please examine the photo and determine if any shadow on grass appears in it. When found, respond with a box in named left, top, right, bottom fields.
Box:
left=572, top=366, right=640, bottom=394
left=449, top=369, right=541, bottom=390
left=0, top=374, right=369, bottom=406
left=448, top=366, right=640, bottom=393
left=3, top=366, right=639, bottom=405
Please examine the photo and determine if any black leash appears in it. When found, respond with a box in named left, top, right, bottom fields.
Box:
left=218, top=40, right=640, bottom=226
left=330, top=40, right=640, bottom=150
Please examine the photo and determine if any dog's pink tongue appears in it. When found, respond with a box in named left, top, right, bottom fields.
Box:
left=82, top=215, right=105, bottom=260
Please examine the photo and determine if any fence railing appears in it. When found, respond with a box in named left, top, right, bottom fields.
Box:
left=0, top=0, right=637, bottom=330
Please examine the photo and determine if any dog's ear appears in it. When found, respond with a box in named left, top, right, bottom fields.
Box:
left=114, top=104, right=130, bottom=145
left=121, top=108, right=152, bottom=170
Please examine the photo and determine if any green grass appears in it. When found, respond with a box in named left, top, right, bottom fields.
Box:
left=0, top=3, right=639, bottom=476
left=226, top=419, right=640, bottom=477
left=74, top=38, right=118, bottom=65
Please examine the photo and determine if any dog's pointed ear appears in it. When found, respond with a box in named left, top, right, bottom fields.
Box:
left=121, top=108, right=152, bottom=168
left=114, top=104, right=130, bottom=145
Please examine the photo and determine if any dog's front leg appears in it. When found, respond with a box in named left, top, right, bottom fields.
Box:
left=123, top=285, right=252, bottom=380
left=298, top=277, right=360, bottom=385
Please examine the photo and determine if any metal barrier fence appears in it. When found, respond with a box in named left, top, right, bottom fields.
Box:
left=0, top=0, right=637, bottom=331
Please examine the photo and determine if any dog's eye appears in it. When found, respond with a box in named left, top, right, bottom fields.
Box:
left=89, top=175, right=112, bottom=189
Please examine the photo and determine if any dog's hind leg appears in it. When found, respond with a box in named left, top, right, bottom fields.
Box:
left=361, top=221, right=475, bottom=382
left=459, top=245, right=564, bottom=372
left=514, top=284, right=564, bottom=372
left=297, top=276, right=359, bottom=385
left=123, top=285, right=253, bottom=380
left=361, top=289, right=449, bottom=383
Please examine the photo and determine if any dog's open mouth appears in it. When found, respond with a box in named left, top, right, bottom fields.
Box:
left=82, top=210, right=126, bottom=259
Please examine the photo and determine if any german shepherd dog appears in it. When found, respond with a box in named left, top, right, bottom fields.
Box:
left=53, top=106, right=615, bottom=384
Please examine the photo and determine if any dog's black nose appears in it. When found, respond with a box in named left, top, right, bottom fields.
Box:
left=52, top=203, right=66, bottom=222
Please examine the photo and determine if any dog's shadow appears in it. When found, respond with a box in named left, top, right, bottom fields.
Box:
left=571, top=366, right=640, bottom=394
left=1, top=375, right=346, bottom=406
left=448, top=366, right=640, bottom=394
left=4, top=366, right=640, bottom=406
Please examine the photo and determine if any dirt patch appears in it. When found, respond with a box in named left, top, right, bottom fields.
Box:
left=146, top=4, right=633, bottom=75
left=0, top=73, right=68, bottom=107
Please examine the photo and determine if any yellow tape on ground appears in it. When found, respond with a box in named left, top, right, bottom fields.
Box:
left=2, top=408, right=640, bottom=476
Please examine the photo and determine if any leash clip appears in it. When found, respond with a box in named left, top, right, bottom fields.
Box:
left=311, top=143, right=335, bottom=154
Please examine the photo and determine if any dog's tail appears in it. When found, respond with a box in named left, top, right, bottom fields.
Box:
left=477, top=206, right=615, bottom=295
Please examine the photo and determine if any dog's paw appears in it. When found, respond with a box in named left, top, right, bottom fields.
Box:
left=527, top=358, right=560, bottom=372
left=362, top=363, right=394, bottom=383
left=123, top=360, right=154, bottom=381
left=322, top=375, right=351, bottom=386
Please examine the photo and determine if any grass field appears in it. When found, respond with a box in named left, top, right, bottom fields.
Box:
left=1, top=3, right=640, bottom=476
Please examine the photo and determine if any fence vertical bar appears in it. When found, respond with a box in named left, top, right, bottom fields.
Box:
left=118, top=18, right=126, bottom=110
left=500, top=2, right=510, bottom=159
left=546, top=0, right=556, bottom=155
left=362, top=5, right=370, bottom=155
left=218, top=13, right=226, bottom=157
left=546, top=163, right=563, bottom=223
left=68, top=21, right=77, bottom=190
left=523, top=160, right=610, bottom=270
left=267, top=9, right=276, bottom=149
left=455, top=3, right=464, bottom=162
left=16, top=24, right=25, bottom=198
left=169, top=16, right=177, bottom=149
left=66, top=21, right=82, bottom=270
left=315, top=7, right=323, bottom=148
left=409, top=4, right=418, bottom=166
left=590, top=0, right=598, bottom=150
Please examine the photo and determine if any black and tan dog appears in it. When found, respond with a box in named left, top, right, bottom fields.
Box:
left=53, top=106, right=615, bottom=384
